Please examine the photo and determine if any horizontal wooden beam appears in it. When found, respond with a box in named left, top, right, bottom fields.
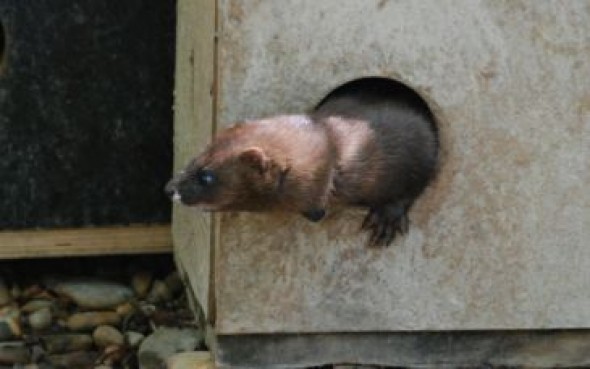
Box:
left=0, top=225, right=172, bottom=259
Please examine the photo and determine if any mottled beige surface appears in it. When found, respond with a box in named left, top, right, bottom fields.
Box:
left=176, top=0, right=590, bottom=334
left=172, top=0, right=215, bottom=320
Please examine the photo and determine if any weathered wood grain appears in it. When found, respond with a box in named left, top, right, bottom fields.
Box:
left=0, top=225, right=171, bottom=259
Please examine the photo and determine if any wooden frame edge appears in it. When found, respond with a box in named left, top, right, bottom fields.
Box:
left=0, top=224, right=172, bottom=259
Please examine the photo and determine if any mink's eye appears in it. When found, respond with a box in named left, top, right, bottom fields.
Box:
left=197, top=169, right=217, bottom=187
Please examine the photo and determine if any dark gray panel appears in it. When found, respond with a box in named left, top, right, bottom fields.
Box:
left=0, top=0, right=176, bottom=229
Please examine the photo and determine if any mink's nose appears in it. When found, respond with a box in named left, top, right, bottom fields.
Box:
left=164, top=179, right=181, bottom=202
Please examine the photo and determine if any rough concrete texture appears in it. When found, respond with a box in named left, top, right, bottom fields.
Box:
left=175, top=0, right=590, bottom=333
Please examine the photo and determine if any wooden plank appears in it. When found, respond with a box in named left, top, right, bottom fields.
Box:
left=0, top=225, right=172, bottom=259
left=172, top=0, right=216, bottom=321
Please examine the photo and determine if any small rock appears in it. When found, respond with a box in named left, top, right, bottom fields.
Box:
left=47, top=350, right=100, bottom=369
left=0, top=307, right=21, bottom=341
left=28, top=307, right=52, bottom=331
left=21, top=299, right=54, bottom=314
left=146, top=280, right=172, bottom=304
left=21, top=365, right=44, bottom=369
left=166, top=351, right=214, bottom=369
left=30, top=343, right=45, bottom=362
left=164, top=272, right=183, bottom=296
left=21, top=285, right=44, bottom=300
left=139, top=302, right=157, bottom=317
left=52, top=279, right=134, bottom=310
left=41, top=334, right=94, bottom=354
left=28, top=364, right=56, bottom=369
left=151, top=309, right=186, bottom=327
left=0, top=279, right=12, bottom=307
left=66, top=312, right=121, bottom=331
left=95, top=366, right=113, bottom=369
left=101, top=344, right=127, bottom=366
left=93, top=325, right=124, bottom=348
left=115, top=302, right=136, bottom=317
left=125, top=331, right=145, bottom=348
left=52, top=305, right=71, bottom=321
left=132, top=271, right=153, bottom=298
left=138, top=327, right=204, bottom=369
left=139, top=351, right=163, bottom=369
left=0, top=342, right=30, bottom=365
left=10, top=284, right=22, bottom=301
left=121, top=310, right=151, bottom=335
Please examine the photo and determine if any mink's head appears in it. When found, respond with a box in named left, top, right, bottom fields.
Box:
left=165, top=125, right=288, bottom=212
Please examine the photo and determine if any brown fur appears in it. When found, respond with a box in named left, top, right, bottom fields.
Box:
left=166, top=80, right=438, bottom=246
left=166, top=115, right=336, bottom=214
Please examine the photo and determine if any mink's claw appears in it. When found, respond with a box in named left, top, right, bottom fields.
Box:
left=362, top=202, right=411, bottom=247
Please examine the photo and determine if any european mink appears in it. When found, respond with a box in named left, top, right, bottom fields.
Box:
left=165, top=79, right=438, bottom=246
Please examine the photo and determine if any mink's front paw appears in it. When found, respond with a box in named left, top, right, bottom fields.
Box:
left=361, top=202, right=410, bottom=247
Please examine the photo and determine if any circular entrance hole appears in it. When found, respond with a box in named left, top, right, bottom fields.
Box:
left=315, top=77, right=437, bottom=135
left=314, top=76, right=439, bottom=156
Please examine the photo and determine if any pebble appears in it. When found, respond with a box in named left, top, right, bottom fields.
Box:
left=101, top=344, right=127, bottom=366
left=42, top=334, right=94, bottom=354
left=138, top=327, right=204, bottom=369
left=166, top=351, right=214, bottom=369
left=1, top=261, right=194, bottom=368
left=21, top=365, right=53, bottom=369
left=10, top=285, right=22, bottom=301
left=115, top=302, right=136, bottom=317
left=0, top=279, right=11, bottom=307
left=146, top=280, right=172, bottom=304
left=52, top=305, right=71, bottom=321
left=132, top=271, right=153, bottom=298
left=28, top=307, right=52, bottom=331
left=66, top=311, right=121, bottom=331
left=21, top=299, right=54, bottom=314
left=125, top=331, right=145, bottom=348
left=0, top=307, right=21, bottom=341
left=52, top=279, right=134, bottom=310
left=30, top=344, right=45, bottom=362
left=139, top=302, right=157, bottom=316
left=46, top=350, right=100, bottom=369
left=93, top=325, right=125, bottom=348
left=0, top=342, right=30, bottom=365
left=21, top=285, right=44, bottom=300
left=164, top=272, right=183, bottom=296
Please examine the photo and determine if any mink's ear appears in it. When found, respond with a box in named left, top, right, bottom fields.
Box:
left=239, top=147, right=270, bottom=173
